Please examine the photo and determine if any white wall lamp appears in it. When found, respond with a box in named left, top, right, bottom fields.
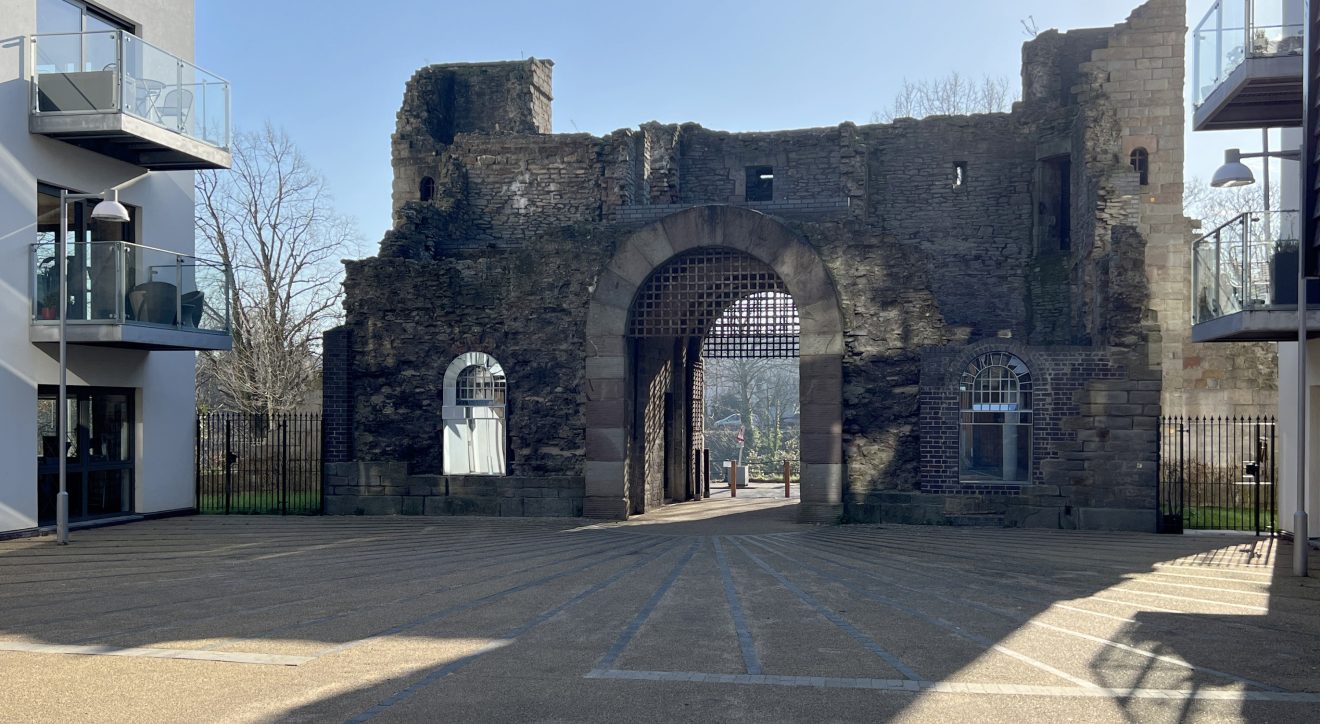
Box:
left=54, top=189, right=131, bottom=545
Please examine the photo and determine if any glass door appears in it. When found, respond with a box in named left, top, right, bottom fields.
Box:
left=37, top=386, right=135, bottom=525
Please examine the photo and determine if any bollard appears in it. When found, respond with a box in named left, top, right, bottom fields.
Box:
left=784, top=460, right=791, bottom=498
left=730, top=460, right=737, bottom=498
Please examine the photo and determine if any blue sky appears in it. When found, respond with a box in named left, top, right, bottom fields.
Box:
left=197, top=0, right=1262, bottom=247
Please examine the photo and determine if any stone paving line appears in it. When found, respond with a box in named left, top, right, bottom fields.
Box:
left=749, top=534, right=1285, bottom=691
left=1, top=507, right=1318, bottom=723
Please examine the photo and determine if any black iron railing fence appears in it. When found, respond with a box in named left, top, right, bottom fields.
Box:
left=1158, top=416, right=1276, bottom=535
left=196, top=412, right=321, bottom=514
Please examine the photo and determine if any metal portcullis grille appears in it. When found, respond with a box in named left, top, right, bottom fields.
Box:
left=628, top=248, right=799, bottom=358
left=702, top=292, right=799, bottom=358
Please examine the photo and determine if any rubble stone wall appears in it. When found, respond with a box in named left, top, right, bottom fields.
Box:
left=327, top=0, right=1274, bottom=529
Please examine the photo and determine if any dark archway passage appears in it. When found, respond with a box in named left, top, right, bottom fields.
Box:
left=626, top=250, right=798, bottom=514
left=584, top=206, right=844, bottom=523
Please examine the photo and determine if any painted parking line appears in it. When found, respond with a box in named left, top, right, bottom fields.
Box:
left=727, top=537, right=921, bottom=681
left=744, top=537, right=1101, bottom=690
left=782, top=535, right=1284, bottom=692
left=0, top=640, right=309, bottom=666
left=585, top=668, right=1320, bottom=702
left=347, top=541, right=700, bottom=723
left=712, top=537, right=762, bottom=675
left=595, top=540, right=703, bottom=671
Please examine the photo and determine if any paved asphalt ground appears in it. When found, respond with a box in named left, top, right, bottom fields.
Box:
left=1, top=488, right=1318, bottom=723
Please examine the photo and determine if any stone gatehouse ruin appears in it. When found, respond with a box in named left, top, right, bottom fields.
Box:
left=324, top=0, right=1246, bottom=530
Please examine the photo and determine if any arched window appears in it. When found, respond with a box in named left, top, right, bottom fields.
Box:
left=959, top=352, right=1032, bottom=483
left=456, top=365, right=504, bottom=405
left=1129, top=148, right=1149, bottom=186
left=443, top=352, right=506, bottom=475
left=420, top=176, right=436, bottom=202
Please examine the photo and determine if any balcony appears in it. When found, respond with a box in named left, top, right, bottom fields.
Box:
left=1191, top=210, right=1320, bottom=342
left=29, top=241, right=232, bottom=351
left=29, top=30, right=231, bottom=170
left=1192, top=0, right=1303, bottom=131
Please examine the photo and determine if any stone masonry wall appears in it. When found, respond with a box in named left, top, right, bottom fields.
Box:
left=861, top=114, right=1035, bottom=338
left=675, top=125, right=843, bottom=205
left=328, top=0, right=1273, bottom=528
left=446, top=134, right=604, bottom=245
left=391, top=59, right=554, bottom=224
left=342, top=226, right=613, bottom=477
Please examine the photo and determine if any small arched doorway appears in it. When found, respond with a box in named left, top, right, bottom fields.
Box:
left=583, top=206, right=844, bottom=523
left=442, top=352, right=507, bottom=475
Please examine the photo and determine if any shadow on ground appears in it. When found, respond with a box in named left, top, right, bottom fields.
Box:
left=0, top=499, right=1316, bottom=722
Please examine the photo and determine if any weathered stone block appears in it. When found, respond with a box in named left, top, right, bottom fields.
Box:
left=325, top=494, right=402, bottom=516
left=400, top=497, right=426, bottom=515
left=1075, top=507, right=1156, bottom=532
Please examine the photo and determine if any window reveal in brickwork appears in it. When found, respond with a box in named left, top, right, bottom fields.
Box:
left=420, top=176, right=436, bottom=202
left=628, top=248, right=798, bottom=358
left=959, top=352, right=1032, bottom=483
left=745, top=166, right=773, bottom=202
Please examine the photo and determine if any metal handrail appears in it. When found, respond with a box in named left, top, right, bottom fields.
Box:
left=1191, top=209, right=1301, bottom=323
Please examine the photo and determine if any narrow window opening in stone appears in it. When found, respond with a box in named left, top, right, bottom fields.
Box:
left=745, top=166, right=773, bottom=202
left=953, top=162, right=967, bottom=189
left=1129, top=147, right=1149, bottom=186
left=419, top=176, right=436, bottom=202
left=958, top=352, right=1032, bottom=484
left=1039, top=156, right=1071, bottom=251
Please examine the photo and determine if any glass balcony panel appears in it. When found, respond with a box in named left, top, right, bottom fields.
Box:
left=191, top=261, right=231, bottom=333
left=1248, top=0, right=1304, bottom=57
left=1192, top=0, right=1302, bottom=107
left=33, top=30, right=120, bottom=112
left=30, top=241, right=231, bottom=336
left=31, top=31, right=230, bottom=155
left=1193, top=210, right=1305, bottom=325
left=1194, top=23, right=1220, bottom=106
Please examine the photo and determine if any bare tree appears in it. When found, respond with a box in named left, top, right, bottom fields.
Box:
left=195, top=125, right=359, bottom=416
left=1184, top=175, right=1279, bottom=233
left=871, top=73, right=1015, bottom=123
left=704, top=357, right=798, bottom=475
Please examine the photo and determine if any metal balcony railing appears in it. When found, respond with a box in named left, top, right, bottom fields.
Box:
left=30, top=240, right=231, bottom=336
left=1192, top=210, right=1305, bottom=324
left=30, top=29, right=230, bottom=150
left=1193, top=0, right=1303, bottom=106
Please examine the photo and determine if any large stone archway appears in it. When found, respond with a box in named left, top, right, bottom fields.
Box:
left=583, top=206, right=844, bottom=523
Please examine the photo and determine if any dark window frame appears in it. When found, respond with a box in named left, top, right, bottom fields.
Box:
left=37, top=385, right=136, bottom=525
left=39, top=0, right=135, bottom=34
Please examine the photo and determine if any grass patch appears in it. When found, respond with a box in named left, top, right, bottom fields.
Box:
left=199, top=492, right=320, bottom=515
left=1184, top=505, right=1275, bottom=532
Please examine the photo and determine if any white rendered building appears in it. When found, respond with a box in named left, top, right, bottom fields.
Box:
left=0, top=0, right=231, bottom=537
left=1189, top=0, right=1317, bottom=543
